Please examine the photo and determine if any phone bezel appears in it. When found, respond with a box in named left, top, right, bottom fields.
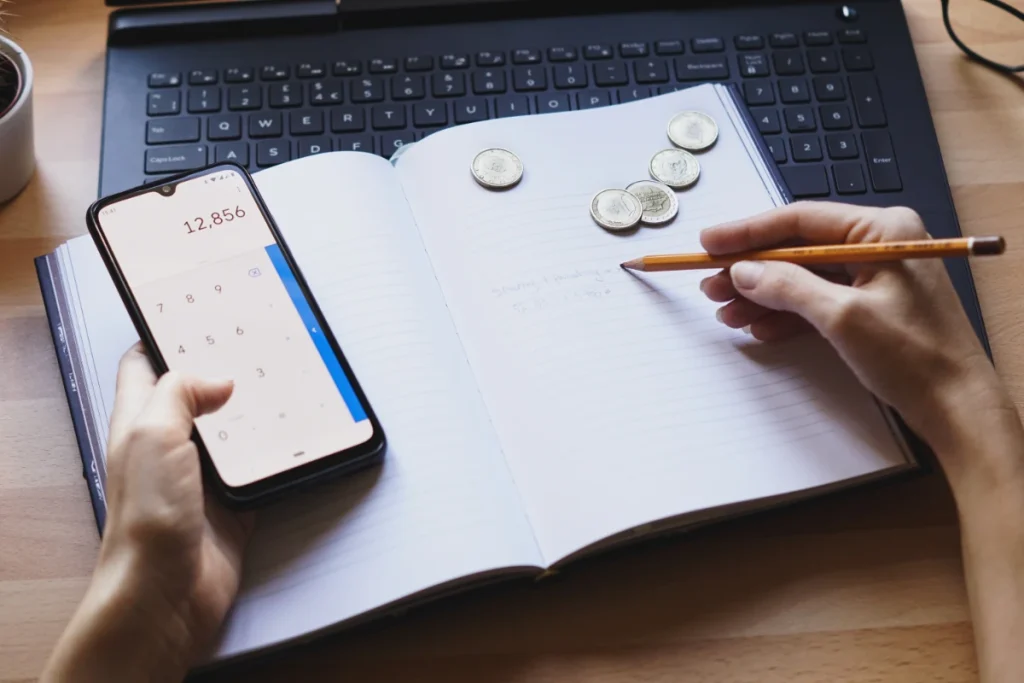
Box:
left=85, top=162, right=386, bottom=508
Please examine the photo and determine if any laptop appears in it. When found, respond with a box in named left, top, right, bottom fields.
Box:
left=102, top=0, right=990, bottom=351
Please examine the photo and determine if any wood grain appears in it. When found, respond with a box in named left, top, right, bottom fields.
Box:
left=0, top=1, right=1021, bottom=680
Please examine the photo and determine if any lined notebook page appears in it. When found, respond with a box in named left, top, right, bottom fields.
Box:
left=397, top=85, right=910, bottom=564
left=60, top=152, right=540, bottom=660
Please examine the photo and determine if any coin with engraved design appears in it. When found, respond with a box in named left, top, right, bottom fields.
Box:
left=471, top=148, right=524, bottom=189
left=625, top=180, right=679, bottom=225
left=590, top=189, right=643, bottom=232
left=667, top=111, right=719, bottom=152
left=649, top=149, right=701, bottom=189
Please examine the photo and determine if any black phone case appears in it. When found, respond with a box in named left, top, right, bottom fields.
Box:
left=85, top=162, right=386, bottom=509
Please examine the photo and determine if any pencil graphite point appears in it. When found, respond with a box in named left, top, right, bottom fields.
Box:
left=620, top=259, right=643, bottom=271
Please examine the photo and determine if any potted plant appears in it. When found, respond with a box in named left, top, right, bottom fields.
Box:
left=0, top=0, right=35, bottom=204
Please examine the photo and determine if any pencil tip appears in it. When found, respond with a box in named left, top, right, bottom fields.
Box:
left=620, top=259, right=642, bottom=271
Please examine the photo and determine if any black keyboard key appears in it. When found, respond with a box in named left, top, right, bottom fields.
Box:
left=261, top=65, right=289, bottom=81
left=584, top=44, right=614, bottom=60
left=781, top=165, right=830, bottom=197
left=145, top=144, right=207, bottom=174
left=393, top=75, right=426, bottom=100
left=334, top=60, right=362, bottom=76
left=147, top=91, right=181, bottom=116
left=739, top=53, right=769, bottom=77
left=773, top=51, right=805, bottom=75
left=764, top=136, right=787, bottom=163
left=808, top=49, right=839, bottom=73
left=655, top=40, right=685, bottom=55
left=369, top=58, right=398, bottom=74
left=820, top=104, right=852, bottom=130
left=838, top=28, right=867, bottom=44
left=657, top=84, right=686, bottom=95
left=290, top=109, right=325, bottom=135
left=413, top=101, right=448, bottom=127
left=850, top=74, right=886, bottom=127
left=381, top=132, right=418, bottom=157
left=146, top=117, right=200, bottom=145
left=752, top=108, right=781, bottom=134
left=187, top=87, right=221, bottom=113
left=833, top=162, right=866, bottom=194
left=791, top=134, right=823, bottom=161
left=548, top=47, right=577, bottom=62
left=512, top=49, right=541, bottom=65
left=473, top=69, right=508, bottom=93
left=337, top=134, right=374, bottom=153
left=594, top=62, right=628, bottom=86
left=675, top=55, right=729, bottom=80
left=634, top=59, right=669, bottom=84
left=297, top=63, right=326, bottom=79
left=298, top=137, right=332, bottom=158
left=554, top=64, right=589, bottom=88
left=537, top=93, right=572, bottom=114
left=813, top=75, right=846, bottom=101
left=406, top=56, right=435, bottom=72
left=371, top=104, right=406, bottom=130
left=785, top=106, right=816, bottom=132
left=433, top=72, right=467, bottom=97
left=826, top=132, right=858, bottom=159
left=441, top=54, right=470, bottom=69
left=352, top=77, right=386, bottom=103
left=578, top=90, right=611, bottom=109
left=228, top=85, right=261, bottom=111
left=496, top=95, right=530, bottom=117
left=476, top=52, right=505, bottom=67
left=224, top=67, right=254, bottom=84
left=691, top=37, right=724, bottom=53
left=617, top=86, right=650, bottom=103
left=779, top=77, right=810, bottom=103
left=770, top=32, right=799, bottom=48
left=208, top=114, right=242, bottom=141
left=842, top=46, right=874, bottom=71
left=804, top=31, right=833, bottom=46
left=149, top=72, right=182, bottom=88
left=215, top=142, right=248, bottom=165
left=862, top=131, right=902, bottom=191
left=620, top=42, right=648, bottom=57
left=512, top=66, right=547, bottom=91
left=743, top=80, right=775, bottom=105
left=734, top=35, right=764, bottom=50
left=454, top=98, right=489, bottom=124
left=309, top=80, right=344, bottom=106
left=249, top=112, right=283, bottom=138
left=257, top=140, right=291, bottom=167
left=331, top=107, right=365, bottom=132
left=268, top=83, right=302, bottom=108
left=189, top=69, right=218, bottom=85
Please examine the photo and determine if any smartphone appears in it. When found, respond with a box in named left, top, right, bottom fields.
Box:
left=87, top=163, right=386, bottom=507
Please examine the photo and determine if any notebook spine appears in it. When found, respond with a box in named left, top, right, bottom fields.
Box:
left=35, top=255, right=107, bottom=534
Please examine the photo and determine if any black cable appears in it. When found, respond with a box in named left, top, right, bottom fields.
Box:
left=941, top=0, right=1024, bottom=74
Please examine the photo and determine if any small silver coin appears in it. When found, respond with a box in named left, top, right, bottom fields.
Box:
left=471, top=148, right=524, bottom=189
left=667, top=111, right=719, bottom=152
left=590, top=189, right=644, bottom=232
left=389, top=141, right=416, bottom=165
left=649, top=148, right=701, bottom=189
left=625, top=180, right=679, bottom=225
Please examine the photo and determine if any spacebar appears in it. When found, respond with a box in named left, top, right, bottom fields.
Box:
left=145, top=145, right=208, bottom=174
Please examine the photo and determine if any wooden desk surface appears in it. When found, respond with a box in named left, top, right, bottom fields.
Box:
left=1, top=1, right=1022, bottom=681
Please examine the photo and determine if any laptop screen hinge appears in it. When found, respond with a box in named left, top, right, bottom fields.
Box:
left=107, top=0, right=339, bottom=46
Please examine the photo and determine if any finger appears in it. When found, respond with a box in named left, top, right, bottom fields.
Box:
left=109, top=342, right=158, bottom=442
left=729, top=260, right=852, bottom=335
left=137, top=371, right=235, bottom=437
left=716, top=297, right=773, bottom=329
left=748, top=312, right=816, bottom=342
left=700, top=271, right=738, bottom=303
left=699, top=201, right=885, bottom=255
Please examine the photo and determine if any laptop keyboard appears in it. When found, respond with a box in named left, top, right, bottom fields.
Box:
left=143, top=27, right=900, bottom=199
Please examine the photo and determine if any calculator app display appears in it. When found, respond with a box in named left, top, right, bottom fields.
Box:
left=96, top=169, right=374, bottom=488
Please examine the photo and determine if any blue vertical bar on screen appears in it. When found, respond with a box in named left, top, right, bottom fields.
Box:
left=265, top=244, right=368, bottom=423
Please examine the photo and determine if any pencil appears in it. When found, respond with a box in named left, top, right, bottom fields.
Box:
left=620, top=236, right=1005, bottom=272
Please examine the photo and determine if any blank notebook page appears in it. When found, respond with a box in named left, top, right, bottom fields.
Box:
left=397, top=85, right=911, bottom=564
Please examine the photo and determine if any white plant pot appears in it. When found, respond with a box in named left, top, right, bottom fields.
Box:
left=0, top=34, right=34, bottom=204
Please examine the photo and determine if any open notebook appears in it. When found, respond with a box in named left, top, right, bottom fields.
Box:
left=35, top=84, right=915, bottom=664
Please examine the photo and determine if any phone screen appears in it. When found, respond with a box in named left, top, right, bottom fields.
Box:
left=94, top=168, right=375, bottom=489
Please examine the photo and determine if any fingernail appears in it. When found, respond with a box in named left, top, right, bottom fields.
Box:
left=699, top=277, right=708, bottom=293
left=742, top=325, right=752, bottom=335
left=715, top=308, right=725, bottom=323
left=731, top=261, right=765, bottom=289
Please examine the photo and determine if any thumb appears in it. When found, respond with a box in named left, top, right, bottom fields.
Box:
left=140, top=371, right=235, bottom=436
left=729, top=260, right=850, bottom=333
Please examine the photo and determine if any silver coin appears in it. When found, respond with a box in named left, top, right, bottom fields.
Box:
left=625, top=180, right=679, bottom=225
left=471, top=148, right=524, bottom=189
left=667, top=111, right=719, bottom=152
left=590, top=189, right=643, bottom=232
left=649, top=148, right=701, bottom=189
left=389, top=141, right=416, bottom=165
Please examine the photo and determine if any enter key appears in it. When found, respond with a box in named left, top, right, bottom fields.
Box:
left=862, top=131, right=902, bottom=192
